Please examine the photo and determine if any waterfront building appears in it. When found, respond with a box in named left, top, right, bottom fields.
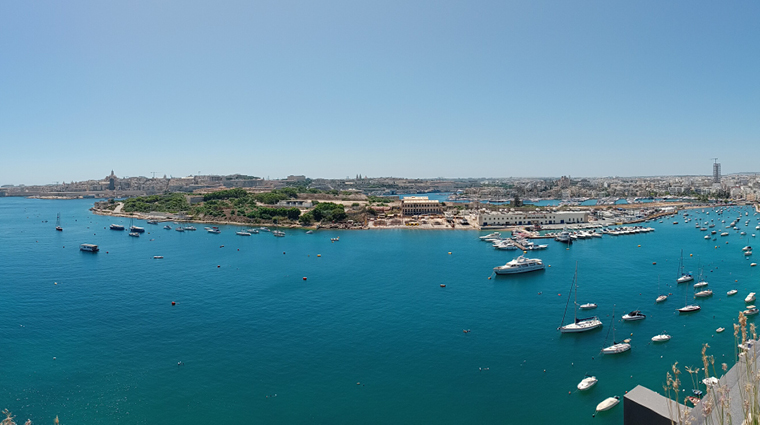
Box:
left=401, top=196, right=443, bottom=216
left=477, top=210, right=587, bottom=227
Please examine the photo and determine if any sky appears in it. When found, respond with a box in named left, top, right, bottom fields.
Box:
left=1, top=1, right=759, bottom=185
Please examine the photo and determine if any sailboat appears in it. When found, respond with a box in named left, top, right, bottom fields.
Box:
left=655, top=275, right=667, bottom=303
left=676, top=249, right=693, bottom=283
left=602, top=305, right=631, bottom=354
left=677, top=292, right=700, bottom=313
left=558, top=264, right=603, bottom=333
left=55, top=213, right=63, bottom=231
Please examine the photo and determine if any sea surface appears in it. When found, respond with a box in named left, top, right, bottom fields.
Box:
left=1, top=198, right=759, bottom=424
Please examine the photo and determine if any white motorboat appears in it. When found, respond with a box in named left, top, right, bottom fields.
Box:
left=622, top=310, right=646, bottom=321
left=676, top=250, right=693, bottom=283
left=579, top=303, right=597, bottom=310
left=246, top=228, right=260, bottom=234
left=727, top=289, right=738, bottom=296
left=743, top=246, right=752, bottom=251
left=752, top=263, right=758, bottom=267
left=480, top=232, right=501, bottom=240
left=721, top=232, right=729, bottom=236
left=747, top=292, right=757, bottom=303
left=273, top=230, right=285, bottom=237
left=704, top=235, right=711, bottom=239
left=695, top=289, right=713, bottom=298
left=555, top=230, right=573, bottom=244
left=745, top=306, right=759, bottom=316
left=493, top=240, right=518, bottom=250
left=694, top=281, right=708, bottom=288
left=656, top=295, right=668, bottom=303
left=746, top=251, right=753, bottom=256
left=493, top=255, right=545, bottom=275
left=651, top=334, right=671, bottom=342
left=163, top=225, right=172, bottom=230
left=596, top=396, right=620, bottom=412
left=236, top=231, right=251, bottom=236
left=717, top=327, right=725, bottom=333
left=577, top=376, right=598, bottom=391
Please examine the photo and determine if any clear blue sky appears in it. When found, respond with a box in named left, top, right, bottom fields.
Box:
left=1, top=1, right=758, bottom=185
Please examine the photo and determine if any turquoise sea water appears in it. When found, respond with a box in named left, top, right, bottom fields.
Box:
left=2, top=198, right=759, bottom=424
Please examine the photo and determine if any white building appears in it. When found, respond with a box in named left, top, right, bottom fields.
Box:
left=401, top=196, right=443, bottom=216
left=477, top=210, right=588, bottom=227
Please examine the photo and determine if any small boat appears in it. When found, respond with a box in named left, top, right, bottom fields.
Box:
left=305, top=230, right=313, bottom=234
left=747, top=292, right=756, bottom=303
left=153, top=256, right=164, bottom=259
left=579, top=303, right=597, bottom=310
left=129, top=232, right=140, bottom=237
left=728, top=289, right=738, bottom=296
left=746, top=251, right=753, bottom=256
left=79, top=243, right=99, bottom=252
left=130, top=226, right=145, bottom=233
left=656, top=295, right=668, bottom=303
left=716, top=327, right=725, bottom=333
left=596, top=396, right=620, bottom=412
left=745, top=305, right=759, bottom=316
left=236, top=231, right=251, bottom=236
left=208, top=226, right=221, bottom=234
left=110, top=224, right=125, bottom=231
left=721, top=232, right=729, bottom=236
left=147, top=220, right=159, bottom=225
left=651, top=334, right=671, bottom=342
left=704, top=235, right=710, bottom=239
left=259, top=227, right=271, bottom=232
left=602, top=306, right=630, bottom=354
left=577, top=376, right=598, bottom=391
left=743, top=246, right=752, bottom=251
left=622, top=310, right=646, bottom=321
left=55, top=213, right=63, bottom=231
left=752, top=263, right=758, bottom=267
left=695, top=289, right=713, bottom=298
left=175, top=227, right=185, bottom=232
left=245, top=229, right=259, bottom=234
left=678, top=305, right=700, bottom=313
left=185, top=226, right=197, bottom=231
left=558, top=265, right=603, bottom=333
left=164, top=225, right=172, bottom=230
left=273, top=230, right=285, bottom=237
left=480, top=232, right=501, bottom=240
left=694, top=281, right=708, bottom=288
left=330, top=237, right=340, bottom=242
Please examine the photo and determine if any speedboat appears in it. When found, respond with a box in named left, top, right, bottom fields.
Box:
left=745, top=306, right=759, bottom=316
left=622, top=310, right=646, bottom=321
left=480, top=232, right=501, bottom=240
left=596, top=396, right=620, bottom=412
left=728, top=289, right=738, bottom=296
left=695, top=289, right=713, bottom=298
left=110, top=224, right=125, bottom=231
left=716, top=327, right=725, bottom=333
left=185, top=226, right=197, bottom=231
left=694, top=281, right=708, bottom=288
left=747, top=292, right=757, bottom=303
left=743, top=246, right=752, bottom=251
left=208, top=227, right=221, bottom=234
left=163, top=225, right=172, bottom=230
left=147, top=220, right=159, bottom=225
left=721, top=232, right=729, bottom=236
left=746, top=251, right=753, bottom=256
left=678, top=305, right=701, bottom=313
left=493, top=255, right=545, bottom=275
left=246, top=228, right=260, bottom=234
left=652, top=334, right=671, bottom=342
left=236, top=231, right=251, bottom=236
left=752, top=263, right=758, bottom=267
left=128, top=232, right=140, bottom=237
left=656, top=295, right=668, bottom=303
left=579, top=303, right=597, bottom=310
left=577, top=376, right=598, bottom=391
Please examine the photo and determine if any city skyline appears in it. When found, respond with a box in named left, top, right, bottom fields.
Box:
left=2, top=1, right=759, bottom=185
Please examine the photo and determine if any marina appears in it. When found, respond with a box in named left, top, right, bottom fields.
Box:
left=3, top=198, right=760, bottom=424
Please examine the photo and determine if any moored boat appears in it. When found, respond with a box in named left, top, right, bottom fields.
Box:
left=110, top=224, right=125, bottom=231
left=651, top=334, right=671, bottom=342
left=622, top=310, right=646, bottom=321
left=493, top=255, right=545, bottom=275
left=79, top=243, right=99, bottom=252
left=577, top=376, right=598, bottom=391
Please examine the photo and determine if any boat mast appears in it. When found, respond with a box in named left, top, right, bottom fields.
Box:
left=573, top=263, right=578, bottom=323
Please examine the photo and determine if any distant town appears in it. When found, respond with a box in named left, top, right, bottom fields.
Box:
left=2, top=161, right=760, bottom=202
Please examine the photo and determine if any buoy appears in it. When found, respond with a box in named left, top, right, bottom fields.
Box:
left=54, top=282, right=57, bottom=285
left=217, top=265, right=220, bottom=268
left=303, top=277, right=307, bottom=280
left=448, top=252, right=451, bottom=255
left=488, top=277, right=491, bottom=279
left=356, top=382, right=360, bottom=385
left=638, top=245, right=640, bottom=247
left=653, top=262, right=657, bottom=265
left=220, top=245, right=224, bottom=248
left=690, top=254, right=693, bottom=257
left=237, top=249, right=239, bottom=251
left=283, top=252, right=286, bottom=254
left=106, top=251, right=109, bottom=254
left=317, top=254, right=321, bottom=257
left=558, top=293, right=561, bottom=296
left=172, top=301, right=176, bottom=305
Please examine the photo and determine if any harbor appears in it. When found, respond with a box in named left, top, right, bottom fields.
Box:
left=3, top=197, right=760, bottom=424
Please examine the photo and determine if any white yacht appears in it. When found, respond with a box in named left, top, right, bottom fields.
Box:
left=747, top=292, right=757, bottom=303
left=579, top=303, right=597, bottom=310
left=694, top=281, right=708, bottom=288
left=555, top=230, right=573, bottom=244
left=493, top=255, right=544, bottom=275
left=480, top=232, right=501, bottom=241
left=577, top=376, right=598, bottom=391
left=745, top=306, right=759, bottom=316
left=493, top=240, right=518, bottom=250
left=651, top=334, right=671, bottom=343
left=236, top=231, right=251, bottom=236
left=656, top=295, right=668, bottom=303
left=695, top=289, right=713, bottom=298
left=678, top=304, right=700, bottom=313
left=728, top=289, right=738, bottom=296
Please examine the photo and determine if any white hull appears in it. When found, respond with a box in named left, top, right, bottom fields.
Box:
left=678, top=305, right=701, bottom=313
left=560, top=318, right=603, bottom=333
left=577, top=376, right=598, bottom=391
left=602, top=343, right=631, bottom=354
left=652, top=334, right=671, bottom=342
left=656, top=295, right=668, bottom=303
left=747, top=293, right=756, bottom=303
